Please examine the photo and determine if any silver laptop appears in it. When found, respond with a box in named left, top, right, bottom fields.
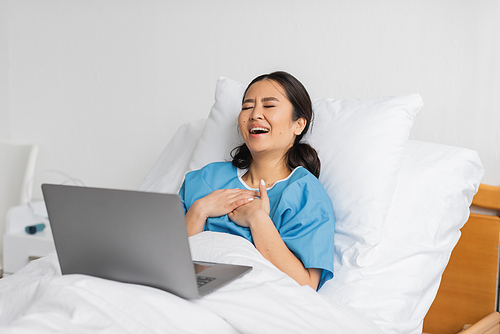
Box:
left=42, top=184, right=252, bottom=299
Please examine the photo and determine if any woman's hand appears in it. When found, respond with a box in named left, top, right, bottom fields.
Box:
left=195, top=188, right=259, bottom=218
left=229, top=180, right=270, bottom=228
left=185, top=188, right=258, bottom=236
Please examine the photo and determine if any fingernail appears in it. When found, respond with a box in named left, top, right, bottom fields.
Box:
left=248, top=197, right=254, bottom=201
left=260, top=179, right=265, bottom=186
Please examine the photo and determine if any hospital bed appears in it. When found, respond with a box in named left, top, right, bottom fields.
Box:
left=0, top=77, right=497, bottom=334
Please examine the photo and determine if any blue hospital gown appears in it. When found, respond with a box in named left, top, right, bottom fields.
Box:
left=179, top=161, right=335, bottom=289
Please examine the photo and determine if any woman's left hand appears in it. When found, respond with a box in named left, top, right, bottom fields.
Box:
left=229, top=179, right=270, bottom=228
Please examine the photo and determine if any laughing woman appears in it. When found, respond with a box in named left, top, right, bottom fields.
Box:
left=179, top=71, right=335, bottom=290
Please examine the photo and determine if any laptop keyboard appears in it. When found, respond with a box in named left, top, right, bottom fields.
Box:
left=197, top=275, right=216, bottom=288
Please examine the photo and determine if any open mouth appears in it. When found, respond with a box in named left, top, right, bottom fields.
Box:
left=249, top=127, right=270, bottom=134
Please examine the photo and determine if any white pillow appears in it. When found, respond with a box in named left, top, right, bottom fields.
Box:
left=307, top=95, right=422, bottom=266
left=318, top=140, right=484, bottom=334
left=139, top=118, right=205, bottom=194
left=188, top=76, right=423, bottom=266
left=188, top=77, right=246, bottom=169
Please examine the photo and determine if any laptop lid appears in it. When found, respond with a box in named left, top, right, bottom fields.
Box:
left=42, top=184, right=251, bottom=299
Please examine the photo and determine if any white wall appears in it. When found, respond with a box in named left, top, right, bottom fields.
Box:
left=0, top=0, right=9, bottom=139
left=2, top=0, right=500, bottom=200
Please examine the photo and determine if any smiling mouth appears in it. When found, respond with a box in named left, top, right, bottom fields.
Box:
left=249, top=127, right=270, bottom=134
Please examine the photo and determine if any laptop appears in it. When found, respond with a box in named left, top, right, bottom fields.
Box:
left=42, top=184, right=252, bottom=299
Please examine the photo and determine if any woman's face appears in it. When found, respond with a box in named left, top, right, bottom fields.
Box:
left=238, top=79, right=306, bottom=159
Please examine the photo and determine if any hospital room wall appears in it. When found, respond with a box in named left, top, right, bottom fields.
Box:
left=0, top=0, right=8, bottom=139
left=1, top=0, right=499, bottom=199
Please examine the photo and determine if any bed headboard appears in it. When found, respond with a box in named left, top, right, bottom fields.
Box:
left=423, top=184, right=500, bottom=334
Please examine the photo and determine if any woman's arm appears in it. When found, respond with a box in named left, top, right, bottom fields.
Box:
left=250, top=210, right=322, bottom=290
left=185, top=189, right=258, bottom=237
left=228, top=180, right=321, bottom=290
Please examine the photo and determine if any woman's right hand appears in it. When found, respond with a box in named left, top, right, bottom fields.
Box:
left=194, top=189, right=259, bottom=218
left=185, top=189, right=258, bottom=236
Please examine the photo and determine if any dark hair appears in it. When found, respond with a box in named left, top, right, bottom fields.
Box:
left=231, top=71, right=321, bottom=178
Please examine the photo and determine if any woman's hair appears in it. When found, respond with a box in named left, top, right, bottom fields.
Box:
left=231, top=71, right=321, bottom=178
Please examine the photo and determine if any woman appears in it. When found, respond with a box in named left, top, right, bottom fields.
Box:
left=180, top=71, right=335, bottom=290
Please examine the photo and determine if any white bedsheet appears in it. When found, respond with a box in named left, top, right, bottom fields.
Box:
left=0, top=231, right=383, bottom=334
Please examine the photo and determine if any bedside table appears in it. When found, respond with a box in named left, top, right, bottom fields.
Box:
left=3, top=201, right=56, bottom=276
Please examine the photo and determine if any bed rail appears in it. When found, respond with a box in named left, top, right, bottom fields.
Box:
left=461, top=312, right=500, bottom=334
left=472, top=184, right=500, bottom=211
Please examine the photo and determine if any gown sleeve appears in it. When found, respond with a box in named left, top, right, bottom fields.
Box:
left=273, top=177, right=335, bottom=290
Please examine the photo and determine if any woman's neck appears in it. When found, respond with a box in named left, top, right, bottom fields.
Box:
left=242, top=156, right=291, bottom=189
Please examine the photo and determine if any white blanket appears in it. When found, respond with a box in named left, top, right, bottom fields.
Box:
left=0, top=232, right=383, bottom=334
